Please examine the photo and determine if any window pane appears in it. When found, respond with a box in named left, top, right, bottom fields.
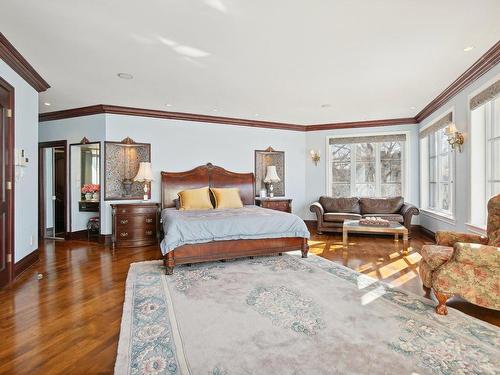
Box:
left=491, top=182, right=500, bottom=197
left=332, top=162, right=350, bottom=182
left=440, top=154, right=449, bottom=181
left=491, top=139, right=500, bottom=180
left=429, top=182, right=437, bottom=208
left=356, top=162, right=375, bottom=183
left=380, top=142, right=401, bottom=160
left=355, top=183, right=376, bottom=197
left=381, top=160, right=401, bottom=183
left=440, top=183, right=450, bottom=211
left=429, top=156, right=437, bottom=182
left=356, top=143, right=375, bottom=161
left=332, top=184, right=350, bottom=198
left=439, top=128, right=448, bottom=154
left=381, top=184, right=401, bottom=197
left=332, top=144, right=351, bottom=162
left=429, top=133, right=436, bottom=157
left=493, top=97, right=500, bottom=139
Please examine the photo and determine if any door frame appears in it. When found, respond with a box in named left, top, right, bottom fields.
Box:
left=0, top=76, right=15, bottom=284
left=38, top=140, right=68, bottom=239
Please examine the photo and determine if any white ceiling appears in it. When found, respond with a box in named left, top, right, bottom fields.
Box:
left=1, top=0, right=499, bottom=124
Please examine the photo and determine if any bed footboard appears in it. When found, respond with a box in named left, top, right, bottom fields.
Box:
left=163, top=237, right=308, bottom=275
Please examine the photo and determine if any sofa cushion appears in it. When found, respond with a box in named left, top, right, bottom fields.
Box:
left=324, top=213, right=362, bottom=222
left=362, top=213, right=403, bottom=223
left=319, top=196, right=360, bottom=214
left=359, top=197, right=404, bottom=214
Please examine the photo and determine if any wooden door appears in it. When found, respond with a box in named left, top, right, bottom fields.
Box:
left=0, top=79, right=13, bottom=288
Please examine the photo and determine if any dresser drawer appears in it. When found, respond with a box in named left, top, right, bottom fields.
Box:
left=115, top=206, right=157, bottom=215
left=116, top=215, right=157, bottom=227
left=259, top=199, right=292, bottom=213
left=111, top=203, right=160, bottom=248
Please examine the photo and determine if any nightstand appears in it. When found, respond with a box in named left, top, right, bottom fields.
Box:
left=255, top=198, right=292, bottom=213
left=111, top=202, right=160, bottom=248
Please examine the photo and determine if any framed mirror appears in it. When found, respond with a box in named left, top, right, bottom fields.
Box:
left=70, top=139, right=101, bottom=239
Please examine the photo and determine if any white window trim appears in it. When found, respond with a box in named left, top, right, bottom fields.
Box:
left=419, top=107, right=456, bottom=221
left=467, top=74, right=500, bottom=226
left=465, top=222, right=487, bottom=236
left=325, top=130, right=410, bottom=198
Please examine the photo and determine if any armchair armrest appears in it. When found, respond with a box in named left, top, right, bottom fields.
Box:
left=452, top=242, right=500, bottom=267
left=309, top=202, right=324, bottom=219
left=435, top=231, right=489, bottom=247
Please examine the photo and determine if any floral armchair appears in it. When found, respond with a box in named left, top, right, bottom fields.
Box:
left=419, top=194, right=500, bottom=315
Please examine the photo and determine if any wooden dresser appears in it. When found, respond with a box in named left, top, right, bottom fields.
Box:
left=111, top=202, right=160, bottom=248
left=255, top=198, right=292, bottom=213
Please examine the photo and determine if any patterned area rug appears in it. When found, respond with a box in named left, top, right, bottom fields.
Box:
left=115, top=253, right=499, bottom=375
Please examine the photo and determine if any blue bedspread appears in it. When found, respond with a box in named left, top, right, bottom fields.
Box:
left=160, top=205, right=310, bottom=255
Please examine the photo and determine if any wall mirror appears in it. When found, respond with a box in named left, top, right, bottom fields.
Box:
left=70, top=139, right=101, bottom=239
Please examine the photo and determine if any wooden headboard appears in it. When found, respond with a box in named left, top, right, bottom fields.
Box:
left=161, top=163, right=255, bottom=209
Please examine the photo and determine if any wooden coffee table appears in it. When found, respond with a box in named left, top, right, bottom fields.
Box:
left=342, top=220, right=409, bottom=253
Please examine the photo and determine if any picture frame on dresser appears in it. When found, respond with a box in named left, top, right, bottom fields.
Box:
left=254, top=146, right=285, bottom=197
left=104, top=139, right=151, bottom=201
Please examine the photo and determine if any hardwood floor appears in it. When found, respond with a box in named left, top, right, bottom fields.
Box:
left=0, top=229, right=498, bottom=374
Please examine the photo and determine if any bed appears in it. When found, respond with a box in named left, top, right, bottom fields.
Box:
left=160, top=163, right=310, bottom=274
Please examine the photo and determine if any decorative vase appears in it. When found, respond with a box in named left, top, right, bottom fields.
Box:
left=85, top=193, right=93, bottom=200
left=92, top=192, right=99, bottom=200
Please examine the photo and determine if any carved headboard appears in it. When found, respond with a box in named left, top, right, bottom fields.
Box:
left=161, top=163, right=255, bottom=209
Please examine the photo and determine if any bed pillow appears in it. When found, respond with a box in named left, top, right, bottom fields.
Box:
left=210, top=187, right=244, bottom=209
left=178, top=187, right=214, bottom=210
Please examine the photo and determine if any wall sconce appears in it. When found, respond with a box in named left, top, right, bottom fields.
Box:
left=444, top=123, right=464, bottom=152
left=119, top=136, right=137, bottom=196
left=310, top=149, right=320, bottom=166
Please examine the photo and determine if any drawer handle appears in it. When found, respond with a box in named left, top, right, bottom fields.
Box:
left=145, top=218, right=153, bottom=223
left=120, top=219, right=129, bottom=224
left=120, top=232, right=128, bottom=237
left=145, top=230, right=153, bottom=236
left=121, top=209, right=127, bottom=213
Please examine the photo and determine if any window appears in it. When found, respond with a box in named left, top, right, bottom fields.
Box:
left=470, top=80, right=500, bottom=228
left=419, top=112, right=454, bottom=217
left=328, top=134, right=405, bottom=198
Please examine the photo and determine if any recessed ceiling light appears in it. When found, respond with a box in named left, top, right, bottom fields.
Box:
left=410, top=106, right=416, bottom=110
left=254, top=113, right=259, bottom=117
left=212, top=108, right=218, bottom=112
left=165, top=103, right=173, bottom=107
left=463, top=46, right=474, bottom=52
left=117, top=73, right=133, bottom=79
left=321, top=104, right=331, bottom=108
left=43, top=102, right=51, bottom=106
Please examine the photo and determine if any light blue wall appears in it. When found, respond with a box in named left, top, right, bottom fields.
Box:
left=0, top=60, right=39, bottom=262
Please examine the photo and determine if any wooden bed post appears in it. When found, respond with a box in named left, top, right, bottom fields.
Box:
left=301, top=238, right=309, bottom=258
left=165, top=251, right=175, bottom=275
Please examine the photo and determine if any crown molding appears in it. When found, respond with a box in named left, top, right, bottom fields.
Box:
left=0, top=33, right=50, bottom=92
left=305, top=117, right=417, bottom=131
left=415, top=40, right=500, bottom=123
left=39, top=104, right=420, bottom=131
left=39, top=104, right=307, bottom=131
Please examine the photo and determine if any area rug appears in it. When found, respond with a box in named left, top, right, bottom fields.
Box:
left=115, top=253, right=499, bottom=375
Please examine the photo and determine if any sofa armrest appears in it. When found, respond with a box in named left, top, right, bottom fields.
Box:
left=435, top=231, right=489, bottom=247
left=452, top=242, right=500, bottom=267
left=400, top=203, right=419, bottom=229
left=309, top=202, right=324, bottom=220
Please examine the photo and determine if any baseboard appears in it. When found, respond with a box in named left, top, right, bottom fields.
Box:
left=14, top=248, right=40, bottom=278
left=413, top=225, right=435, bottom=240
left=100, top=234, right=112, bottom=245
left=66, top=229, right=88, bottom=240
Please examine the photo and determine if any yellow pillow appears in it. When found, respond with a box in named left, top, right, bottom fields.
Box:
left=210, top=187, right=244, bottom=209
left=178, top=187, right=214, bottom=210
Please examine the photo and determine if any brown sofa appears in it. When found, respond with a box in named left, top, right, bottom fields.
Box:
left=309, top=196, right=419, bottom=238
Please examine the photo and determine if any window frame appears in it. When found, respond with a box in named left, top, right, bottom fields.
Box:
left=325, top=131, right=410, bottom=199
left=419, top=109, right=456, bottom=221
left=467, top=76, right=500, bottom=231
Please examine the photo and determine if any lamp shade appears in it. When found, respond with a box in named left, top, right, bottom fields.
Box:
left=134, top=162, right=154, bottom=182
left=264, top=165, right=280, bottom=183
left=444, top=123, right=457, bottom=135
